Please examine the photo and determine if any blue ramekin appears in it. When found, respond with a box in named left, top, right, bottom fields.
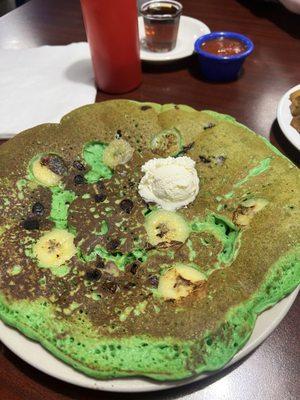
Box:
left=194, top=32, right=254, bottom=82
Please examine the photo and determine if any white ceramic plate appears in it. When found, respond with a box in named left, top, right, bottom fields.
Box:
left=0, top=287, right=298, bottom=392
left=277, top=83, right=300, bottom=151
left=138, top=15, right=210, bottom=62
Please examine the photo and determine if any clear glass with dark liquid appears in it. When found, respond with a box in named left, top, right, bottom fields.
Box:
left=141, top=1, right=183, bottom=52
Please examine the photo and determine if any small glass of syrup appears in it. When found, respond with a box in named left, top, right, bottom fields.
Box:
left=141, top=1, right=183, bottom=52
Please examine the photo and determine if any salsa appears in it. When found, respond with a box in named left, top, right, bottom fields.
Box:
left=201, top=37, right=247, bottom=57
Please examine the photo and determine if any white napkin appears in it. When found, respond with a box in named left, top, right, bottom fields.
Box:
left=0, top=42, right=96, bottom=138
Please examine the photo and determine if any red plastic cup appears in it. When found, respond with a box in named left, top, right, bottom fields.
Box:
left=80, top=0, right=142, bottom=94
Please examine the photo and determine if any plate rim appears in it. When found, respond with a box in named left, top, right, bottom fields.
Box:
left=277, top=83, right=300, bottom=151
left=0, top=287, right=298, bottom=393
left=138, top=15, right=210, bottom=62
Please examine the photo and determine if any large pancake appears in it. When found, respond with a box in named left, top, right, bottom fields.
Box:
left=0, top=100, right=299, bottom=380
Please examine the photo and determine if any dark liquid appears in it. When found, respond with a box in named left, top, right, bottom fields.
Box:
left=145, top=5, right=178, bottom=17
left=142, top=1, right=182, bottom=52
left=144, top=18, right=179, bottom=52
left=202, top=38, right=247, bottom=57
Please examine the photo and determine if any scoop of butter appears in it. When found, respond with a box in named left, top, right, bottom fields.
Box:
left=138, top=156, right=199, bottom=211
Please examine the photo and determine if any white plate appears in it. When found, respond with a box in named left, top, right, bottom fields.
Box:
left=277, top=83, right=300, bottom=151
left=0, top=287, right=298, bottom=392
left=138, top=15, right=210, bottom=62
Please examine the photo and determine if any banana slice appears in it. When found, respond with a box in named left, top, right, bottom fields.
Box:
left=102, top=139, right=134, bottom=169
left=144, top=210, right=190, bottom=247
left=31, top=154, right=67, bottom=187
left=32, top=159, right=61, bottom=186
left=33, top=229, right=76, bottom=268
left=233, top=198, right=268, bottom=226
left=150, top=128, right=183, bottom=157
left=158, top=264, right=206, bottom=300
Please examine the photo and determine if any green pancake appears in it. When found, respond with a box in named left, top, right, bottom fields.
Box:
left=0, top=100, right=299, bottom=381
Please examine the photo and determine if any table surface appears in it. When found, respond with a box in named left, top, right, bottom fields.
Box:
left=0, top=0, right=299, bottom=399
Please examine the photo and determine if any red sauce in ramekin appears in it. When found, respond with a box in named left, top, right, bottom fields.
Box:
left=201, top=37, right=247, bottom=56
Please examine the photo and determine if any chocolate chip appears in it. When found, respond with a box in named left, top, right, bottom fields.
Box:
left=141, top=105, right=151, bottom=111
left=203, top=122, right=216, bottom=130
left=120, top=199, right=134, bottom=214
left=41, top=155, right=67, bottom=175
left=74, top=174, right=85, bottom=185
left=95, top=193, right=106, bottom=203
left=156, top=223, right=169, bottom=238
left=85, top=269, right=102, bottom=281
left=214, top=155, right=226, bottom=165
left=107, top=239, right=120, bottom=252
left=96, top=260, right=105, bottom=269
left=149, top=275, right=159, bottom=287
left=177, top=142, right=195, bottom=156
left=199, top=155, right=211, bottom=164
left=183, top=142, right=194, bottom=152
left=128, top=180, right=135, bottom=188
left=73, top=160, right=85, bottom=171
left=130, top=263, right=139, bottom=274
left=32, top=202, right=44, bottom=216
left=123, top=281, right=136, bottom=290
left=96, top=181, right=105, bottom=191
left=115, top=129, right=122, bottom=139
left=102, top=281, right=118, bottom=293
left=22, top=218, right=40, bottom=230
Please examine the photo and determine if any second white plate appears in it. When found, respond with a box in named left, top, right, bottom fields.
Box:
left=138, top=15, right=210, bottom=62
left=277, top=83, right=300, bottom=151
